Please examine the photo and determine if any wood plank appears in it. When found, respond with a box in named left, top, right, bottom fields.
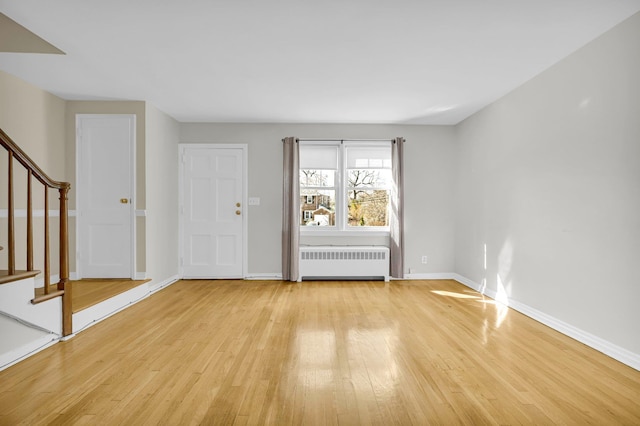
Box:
left=1, top=279, right=639, bottom=425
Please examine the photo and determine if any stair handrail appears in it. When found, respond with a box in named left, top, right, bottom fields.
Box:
left=0, top=129, right=70, bottom=190
left=1, top=128, right=72, bottom=336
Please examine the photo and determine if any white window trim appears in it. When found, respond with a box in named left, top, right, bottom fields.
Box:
left=300, top=140, right=391, bottom=236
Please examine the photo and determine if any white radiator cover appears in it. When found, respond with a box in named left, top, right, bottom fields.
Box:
left=298, top=246, right=390, bottom=282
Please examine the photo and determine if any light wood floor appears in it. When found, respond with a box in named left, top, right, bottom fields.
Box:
left=2, top=279, right=639, bottom=425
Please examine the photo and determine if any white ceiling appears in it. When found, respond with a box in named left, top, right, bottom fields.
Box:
left=1, top=0, right=639, bottom=124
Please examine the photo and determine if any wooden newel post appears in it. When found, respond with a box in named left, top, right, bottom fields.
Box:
left=58, top=185, right=72, bottom=336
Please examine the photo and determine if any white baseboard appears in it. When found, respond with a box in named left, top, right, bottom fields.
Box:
left=452, top=274, right=640, bottom=372
left=243, top=273, right=460, bottom=281
left=244, top=273, right=284, bottom=280
left=148, top=275, right=180, bottom=294
left=403, top=272, right=456, bottom=280
left=452, top=274, right=483, bottom=292
left=243, top=273, right=454, bottom=281
left=69, top=272, right=147, bottom=281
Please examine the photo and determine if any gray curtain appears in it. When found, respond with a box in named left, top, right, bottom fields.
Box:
left=282, top=137, right=300, bottom=281
left=390, top=137, right=405, bottom=278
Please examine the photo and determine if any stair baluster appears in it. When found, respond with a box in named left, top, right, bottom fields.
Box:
left=1, top=128, right=72, bottom=336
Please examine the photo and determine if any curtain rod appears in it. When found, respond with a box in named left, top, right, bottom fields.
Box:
left=297, top=138, right=395, bottom=142
left=282, top=137, right=403, bottom=143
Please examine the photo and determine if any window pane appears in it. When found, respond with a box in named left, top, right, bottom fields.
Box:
left=300, top=189, right=335, bottom=226
left=347, top=189, right=389, bottom=227
left=346, top=169, right=391, bottom=188
left=300, top=169, right=335, bottom=187
left=346, top=146, right=391, bottom=169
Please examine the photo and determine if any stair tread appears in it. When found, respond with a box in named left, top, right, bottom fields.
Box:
left=0, top=270, right=40, bottom=285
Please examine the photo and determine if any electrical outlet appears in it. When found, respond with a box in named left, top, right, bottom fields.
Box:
left=421, top=256, right=428, bottom=264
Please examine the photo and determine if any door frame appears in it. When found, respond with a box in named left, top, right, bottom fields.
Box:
left=75, top=114, right=136, bottom=279
left=178, top=143, right=248, bottom=279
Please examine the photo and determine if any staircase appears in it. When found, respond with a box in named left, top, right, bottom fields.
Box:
left=1, top=128, right=71, bottom=370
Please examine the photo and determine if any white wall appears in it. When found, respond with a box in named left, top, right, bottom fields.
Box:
left=179, top=123, right=456, bottom=277
left=0, top=70, right=66, bottom=181
left=455, top=12, right=640, bottom=357
left=0, top=70, right=66, bottom=274
left=145, top=104, right=180, bottom=285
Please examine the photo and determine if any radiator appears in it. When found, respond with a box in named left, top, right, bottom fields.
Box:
left=298, top=246, right=390, bottom=282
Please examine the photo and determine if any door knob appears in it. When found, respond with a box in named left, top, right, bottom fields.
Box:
left=120, top=198, right=129, bottom=204
left=236, top=202, right=241, bottom=207
left=235, top=210, right=241, bottom=215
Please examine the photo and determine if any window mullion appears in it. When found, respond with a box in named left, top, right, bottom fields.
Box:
left=337, top=143, right=346, bottom=231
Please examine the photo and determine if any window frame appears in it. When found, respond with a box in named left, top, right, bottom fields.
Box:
left=299, top=140, right=391, bottom=236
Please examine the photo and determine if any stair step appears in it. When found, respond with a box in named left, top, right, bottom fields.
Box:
left=0, top=270, right=40, bottom=285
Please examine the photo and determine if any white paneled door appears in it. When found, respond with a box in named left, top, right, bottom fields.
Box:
left=181, top=146, right=245, bottom=278
left=77, top=115, right=135, bottom=278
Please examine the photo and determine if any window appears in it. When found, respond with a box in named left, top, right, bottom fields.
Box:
left=299, top=145, right=337, bottom=227
left=299, top=141, right=391, bottom=232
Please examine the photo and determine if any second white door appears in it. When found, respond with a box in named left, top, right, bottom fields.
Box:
left=77, top=114, right=135, bottom=278
left=182, top=146, right=245, bottom=278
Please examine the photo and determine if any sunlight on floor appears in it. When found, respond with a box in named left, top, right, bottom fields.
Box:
left=295, top=326, right=400, bottom=399
left=478, top=298, right=510, bottom=329
left=431, top=290, right=480, bottom=299
left=296, top=329, right=336, bottom=388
